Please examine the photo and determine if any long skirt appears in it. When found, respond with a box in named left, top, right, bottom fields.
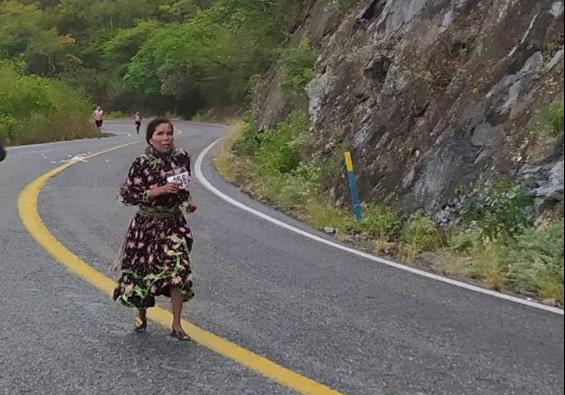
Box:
left=113, top=211, right=194, bottom=308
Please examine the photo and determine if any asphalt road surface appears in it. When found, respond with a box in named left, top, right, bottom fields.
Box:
left=1, top=120, right=563, bottom=394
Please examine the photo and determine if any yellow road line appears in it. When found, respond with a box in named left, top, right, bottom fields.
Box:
left=17, top=142, right=343, bottom=395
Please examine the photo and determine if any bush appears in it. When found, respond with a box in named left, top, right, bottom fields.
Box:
left=277, top=162, right=322, bottom=208
left=255, top=126, right=302, bottom=174
left=305, top=198, right=356, bottom=231
left=106, top=111, right=131, bottom=119
left=502, top=220, right=564, bottom=302
left=539, top=102, right=564, bottom=137
left=330, top=0, right=355, bottom=13
left=279, top=39, right=317, bottom=98
left=403, top=216, right=443, bottom=252
left=463, top=181, right=534, bottom=241
left=448, top=228, right=482, bottom=253
left=254, top=110, right=310, bottom=174
left=0, top=61, right=97, bottom=145
left=358, top=204, right=402, bottom=239
left=232, top=120, right=259, bottom=157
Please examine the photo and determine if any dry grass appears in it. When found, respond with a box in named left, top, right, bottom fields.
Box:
left=397, top=242, right=419, bottom=264
left=466, top=244, right=507, bottom=291
left=538, top=274, right=564, bottom=302
left=12, top=117, right=100, bottom=145
left=438, top=254, right=473, bottom=278
left=212, top=120, right=245, bottom=183
left=211, top=118, right=563, bottom=306
left=372, top=239, right=398, bottom=255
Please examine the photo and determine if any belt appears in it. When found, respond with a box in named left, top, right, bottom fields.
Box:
left=137, top=205, right=181, bottom=218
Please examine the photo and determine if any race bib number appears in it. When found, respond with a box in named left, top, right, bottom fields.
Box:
left=167, top=171, right=191, bottom=190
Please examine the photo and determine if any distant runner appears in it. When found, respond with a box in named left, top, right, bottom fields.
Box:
left=93, top=106, right=105, bottom=130
left=133, top=112, right=143, bottom=135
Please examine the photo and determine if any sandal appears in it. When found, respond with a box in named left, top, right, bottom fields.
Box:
left=170, top=328, right=191, bottom=341
left=134, top=316, right=147, bottom=333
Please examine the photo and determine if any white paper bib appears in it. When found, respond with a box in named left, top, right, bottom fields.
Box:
left=167, top=170, right=191, bottom=190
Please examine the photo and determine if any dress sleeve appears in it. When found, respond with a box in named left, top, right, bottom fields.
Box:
left=118, top=157, right=150, bottom=206
left=178, top=150, right=193, bottom=207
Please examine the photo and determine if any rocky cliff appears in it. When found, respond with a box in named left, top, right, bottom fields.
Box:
left=253, top=0, right=564, bottom=221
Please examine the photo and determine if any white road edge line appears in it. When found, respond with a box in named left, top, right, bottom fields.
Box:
left=195, top=138, right=564, bottom=316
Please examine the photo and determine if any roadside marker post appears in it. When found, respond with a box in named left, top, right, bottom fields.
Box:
left=344, top=151, right=363, bottom=221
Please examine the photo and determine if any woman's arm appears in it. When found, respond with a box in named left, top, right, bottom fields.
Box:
left=118, top=158, right=151, bottom=205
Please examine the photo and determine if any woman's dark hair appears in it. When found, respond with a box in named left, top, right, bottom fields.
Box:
left=146, top=118, right=174, bottom=144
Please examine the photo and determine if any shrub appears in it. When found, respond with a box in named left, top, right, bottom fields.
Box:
left=233, top=120, right=259, bottom=157
left=539, top=102, right=564, bottom=137
left=403, top=216, right=443, bottom=252
left=463, top=180, right=534, bottom=241
left=0, top=61, right=96, bottom=145
left=277, top=163, right=322, bottom=208
left=254, top=110, right=310, bottom=174
left=279, top=39, right=317, bottom=97
left=502, top=220, right=564, bottom=302
left=448, top=228, right=482, bottom=253
left=330, top=0, right=355, bottom=13
left=358, top=204, right=402, bottom=240
left=305, top=198, right=356, bottom=231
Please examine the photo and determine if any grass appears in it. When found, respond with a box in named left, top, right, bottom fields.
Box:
left=214, top=115, right=564, bottom=306
left=403, top=216, right=443, bottom=252
left=1, top=61, right=98, bottom=145
left=330, top=0, right=356, bottom=13
left=538, top=102, right=564, bottom=137
left=106, top=111, right=132, bottom=119
left=213, top=120, right=245, bottom=183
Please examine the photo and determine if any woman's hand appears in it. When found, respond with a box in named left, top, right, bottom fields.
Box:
left=147, top=183, right=180, bottom=199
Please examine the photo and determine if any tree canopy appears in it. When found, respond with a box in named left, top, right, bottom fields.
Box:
left=0, top=0, right=301, bottom=117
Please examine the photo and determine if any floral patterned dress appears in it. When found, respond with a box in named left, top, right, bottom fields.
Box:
left=113, top=146, right=195, bottom=308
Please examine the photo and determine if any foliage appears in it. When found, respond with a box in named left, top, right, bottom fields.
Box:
left=330, top=0, right=355, bottom=14
left=219, top=116, right=564, bottom=304
left=448, top=227, right=482, bottom=253
left=443, top=219, right=564, bottom=302
left=539, top=102, right=564, bottom=137
left=304, top=199, right=356, bottom=231
left=502, top=220, right=564, bottom=301
left=279, top=39, right=317, bottom=98
left=358, top=204, right=402, bottom=239
left=0, top=61, right=96, bottom=145
left=462, top=180, right=534, bottom=241
left=121, top=0, right=296, bottom=115
left=254, top=111, right=310, bottom=174
left=102, top=20, right=160, bottom=76
left=0, top=0, right=301, bottom=117
left=403, top=216, right=443, bottom=252
left=0, top=1, right=76, bottom=75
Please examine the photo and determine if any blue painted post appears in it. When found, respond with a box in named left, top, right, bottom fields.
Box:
left=344, top=151, right=363, bottom=221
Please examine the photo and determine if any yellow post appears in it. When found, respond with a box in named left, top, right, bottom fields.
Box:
left=344, top=151, right=363, bottom=220
left=344, top=151, right=354, bottom=172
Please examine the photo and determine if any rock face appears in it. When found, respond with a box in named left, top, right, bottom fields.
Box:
left=253, top=0, right=564, bottom=220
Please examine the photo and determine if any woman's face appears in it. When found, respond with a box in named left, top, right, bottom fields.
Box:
left=150, top=123, right=174, bottom=154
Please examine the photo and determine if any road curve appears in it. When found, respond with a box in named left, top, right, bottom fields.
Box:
left=2, top=120, right=563, bottom=394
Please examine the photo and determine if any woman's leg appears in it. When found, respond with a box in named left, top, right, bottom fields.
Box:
left=171, top=287, right=185, bottom=332
left=134, top=307, right=147, bottom=332
left=138, top=308, right=147, bottom=321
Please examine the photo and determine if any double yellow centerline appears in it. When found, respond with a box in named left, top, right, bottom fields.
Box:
left=17, top=142, right=343, bottom=395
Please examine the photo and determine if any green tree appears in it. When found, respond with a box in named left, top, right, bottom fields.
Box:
left=0, top=1, right=76, bottom=75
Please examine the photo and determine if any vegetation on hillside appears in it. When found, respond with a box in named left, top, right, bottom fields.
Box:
left=216, top=109, right=564, bottom=305
left=0, top=0, right=303, bottom=143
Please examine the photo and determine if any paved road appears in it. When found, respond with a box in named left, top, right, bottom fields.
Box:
left=1, top=121, right=563, bottom=394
